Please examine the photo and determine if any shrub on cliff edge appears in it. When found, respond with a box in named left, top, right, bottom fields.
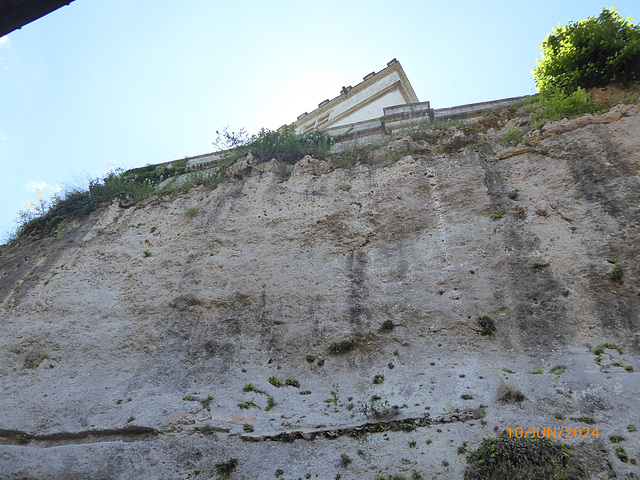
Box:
left=213, top=124, right=333, bottom=164
left=528, top=8, right=640, bottom=127
left=533, top=7, right=640, bottom=96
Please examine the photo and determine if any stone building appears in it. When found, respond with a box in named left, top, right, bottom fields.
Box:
left=294, top=59, right=419, bottom=133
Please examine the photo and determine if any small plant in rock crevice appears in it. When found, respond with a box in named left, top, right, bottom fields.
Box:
left=200, top=395, right=214, bottom=410
left=497, top=382, right=525, bottom=403
left=572, top=416, right=596, bottom=425
left=243, top=423, right=254, bottom=433
left=615, top=446, right=629, bottom=462
left=182, top=394, right=215, bottom=410
left=285, top=377, right=300, bottom=388
left=332, top=141, right=374, bottom=168
left=265, top=396, right=276, bottom=411
left=268, top=376, right=283, bottom=387
left=214, top=458, right=238, bottom=479
left=490, top=209, right=505, bottom=220
left=184, top=206, right=199, bottom=218
left=610, top=361, right=634, bottom=372
left=339, top=453, right=352, bottom=468
left=380, top=319, right=395, bottom=331
left=15, top=434, right=31, bottom=444
left=328, top=338, right=357, bottom=354
left=238, top=399, right=257, bottom=410
left=324, top=384, right=340, bottom=409
left=399, top=421, right=417, bottom=432
left=359, top=393, right=400, bottom=419
left=549, top=365, right=567, bottom=375
left=513, top=206, right=527, bottom=220
left=610, top=263, right=623, bottom=283
left=194, top=424, right=217, bottom=435
left=476, top=314, right=497, bottom=337
left=497, top=127, right=524, bottom=146
left=530, top=261, right=550, bottom=271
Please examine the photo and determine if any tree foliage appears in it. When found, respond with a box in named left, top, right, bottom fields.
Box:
left=533, top=7, right=640, bottom=95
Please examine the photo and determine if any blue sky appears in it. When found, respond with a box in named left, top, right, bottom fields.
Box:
left=1, top=1, right=639, bottom=241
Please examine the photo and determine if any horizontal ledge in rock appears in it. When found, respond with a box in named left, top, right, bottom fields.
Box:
left=0, top=426, right=158, bottom=447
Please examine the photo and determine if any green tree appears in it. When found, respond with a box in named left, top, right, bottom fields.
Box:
left=533, top=7, right=640, bottom=95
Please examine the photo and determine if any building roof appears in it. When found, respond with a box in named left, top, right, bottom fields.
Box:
left=0, top=0, right=75, bottom=37
left=294, top=59, right=419, bottom=133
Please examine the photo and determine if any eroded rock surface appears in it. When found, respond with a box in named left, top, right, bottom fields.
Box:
left=1, top=103, right=639, bottom=479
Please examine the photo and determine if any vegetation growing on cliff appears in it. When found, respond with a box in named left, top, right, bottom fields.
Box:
left=529, top=7, right=640, bottom=126
left=476, top=314, right=497, bottom=337
left=13, top=169, right=155, bottom=238
left=214, top=458, right=238, bottom=479
left=464, top=434, right=586, bottom=479
left=532, top=7, right=640, bottom=96
left=8, top=7, right=639, bottom=243
left=213, top=124, right=333, bottom=164
left=8, top=126, right=333, bottom=241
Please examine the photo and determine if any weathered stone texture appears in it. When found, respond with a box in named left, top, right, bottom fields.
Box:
left=1, top=103, right=639, bottom=479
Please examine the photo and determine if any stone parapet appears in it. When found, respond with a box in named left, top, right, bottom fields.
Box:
left=431, top=95, right=532, bottom=122
left=323, top=95, right=533, bottom=139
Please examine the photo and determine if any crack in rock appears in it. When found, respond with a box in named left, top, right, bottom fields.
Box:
left=0, top=426, right=158, bottom=447
left=240, top=407, right=484, bottom=442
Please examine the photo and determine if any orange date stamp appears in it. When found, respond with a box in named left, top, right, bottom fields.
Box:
left=508, top=426, right=599, bottom=439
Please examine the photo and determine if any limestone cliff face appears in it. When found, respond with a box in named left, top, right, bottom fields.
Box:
left=1, top=102, right=639, bottom=479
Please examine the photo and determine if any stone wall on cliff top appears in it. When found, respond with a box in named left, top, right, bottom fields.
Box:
left=0, top=101, right=639, bottom=479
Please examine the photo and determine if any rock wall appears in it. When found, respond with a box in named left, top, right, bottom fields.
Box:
left=1, top=102, right=639, bottom=479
